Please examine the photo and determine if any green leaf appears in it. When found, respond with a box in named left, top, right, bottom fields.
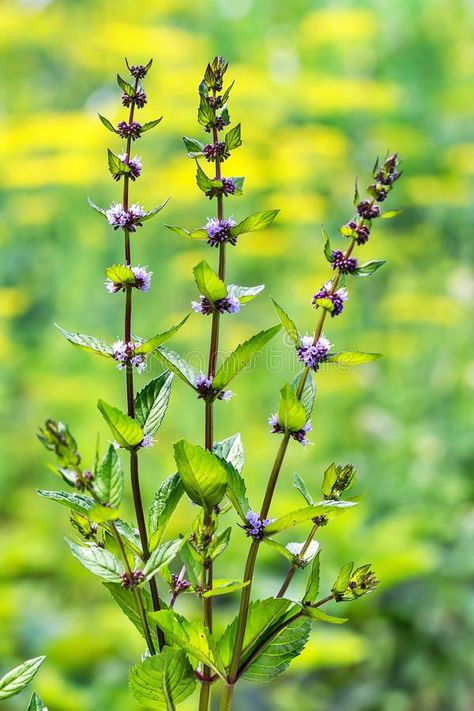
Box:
left=135, top=372, right=173, bottom=437
left=129, top=647, right=196, bottom=709
left=325, top=351, right=383, bottom=366
left=321, top=463, right=338, bottom=499
left=227, top=283, right=264, bottom=304
left=332, top=561, right=354, bottom=595
left=224, top=462, right=249, bottom=522
left=381, top=209, right=403, bottom=219
left=195, top=161, right=214, bottom=192
left=149, top=474, right=184, bottom=550
left=107, top=149, right=131, bottom=177
left=0, top=657, right=45, bottom=700
left=97, top=400, right=144, bottom=449
left=116, top=73, right=134, bottom=96
left=154, top=347, right=199, bottom=389
left=87, top=503, right=120, bottom=523
left=140, top=198, right=170, bottom=223
left=183, top=136, right=205, bottom=156
left=143, top=538, right=184, bottom=580
left=193, top=260, right=228, bottom=302
left=271, top=299, right=299, bottom=344
left=303, top=606, right=348, bottom=624
left=208, top=527, right=232, bottom=561
left=27, top=692, right=47, bottom=711
left=65, top=540, right=123, bottom=582
left=202, top=579, right=249, bottom=598
left=37, top=489, right=96, bottom=517
left=141, top=117, right=163, bottom=133
left=165, top=224, right=208, bottom=240
left=264, top=501, right=356, bottom=535
left=224, top=123, right=242, bottom=151
left=212, top=324, right=282, bottom=391
left=87, top=196, right=107, bottom=217
left=291, top=370, right=315, bottom=417
left=105, top=263, right=135, bottom=285
left=232, top=176, right=245, bottom=194
left=98, top=114, right=117, bottom=133
left=230, top=209, right=279, bottom=238
left=261, top=538, right=294, bottom=563
left=352, top=260, right=386, bottom=277
left=322, top=226, right=333, bottom=262
left=173, top=440, right=228, bottom=509
left=277, top=384, right=308, bottom=432
left=94, top=444, right=124, bottom=508
left=105, top=583, right=157, bottom=641
left=292, top=473, right=314, bottom=505
left=148, top=610, right=224, bottom=677
left=241, top=616, right=311, bottom=682
left=286, top=540, right=320, bottom=564
left=213, top=433, right=244, bottom=473
left=180, top=543, right=201, bottom=588
left=55, top=324, right=113, bottom=358
left=221, top=80, right=235, bottom=105
left=303, top=550, right=320, bottom=603
left=353, top=177, right=360, bottom=206
left=198, top=94, right=215, bottom=126
left=219, top=598, right=292, bottom=669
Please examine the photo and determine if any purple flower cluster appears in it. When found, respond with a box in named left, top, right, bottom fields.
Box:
left=171, top=573, right=191, bottom=595
left=205, top=177, right=236, bottom=199
left=140, top=433, right=154, bottom=449
left=297, top=335, right=331, bottom=371
left=106, top=202, right=146, bottom=232
left=343, top=221, right=371, bottom=245
left=129, top=64, right=148, bottom=79
left=243, top=510, right=273, bottom=541
left=204, top=115, right=230, bottom=133
left=205, top=217, right=237, bottom=247
left=203, top=142, right=229, bottom=162
left=331, top=250, right=358, bottom=274
left=112, top=340, right=146, bottom=373
left=269, top=414, right=313, bottom=447
left=121, top=570, right=145, bottom=588
left=115, top=153, right=142, bottom=180
left=312, top=280, right=349, bottom=317
left=122, top=89, right=147, bottom=109
left=106, top=265, right=152, bottom=294
left=192, top=294, right=240, bottom=316
left=117, top=120, right=142, bottom=140
left=195, top=373, right=233, bottom=401
left=356, top=200, right=381, bottom=220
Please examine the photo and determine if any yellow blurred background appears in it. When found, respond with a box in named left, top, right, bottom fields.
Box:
left=0, top=0, right=473, bottom=709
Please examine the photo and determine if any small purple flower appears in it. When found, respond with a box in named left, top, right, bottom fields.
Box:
left=116, top=153, right=142, bottom=180
left=269, top=413, right=284, bottom=435
left=122, top=89, right=147, bottom=109
left=192, top=294, right=240, bottom=315
left=204, top=115, right=230, bottom=133
left=297, top=334, right=331, bottom=371
left=140, top=433, right=155, bottom=449
left=343, top=220, right=371, bottom=245
left=105, top=264, right=152, bottom=293
left=171, top=573, right=191, bottom=595
left=243, top=510, right=273, bottom=541
left=312, top=280, right=349, bottom=317
left=106, top=202, right=146, bottom=232
left=356, top=200, right=380, bottom=220
left=269, top=414, right=312, bottom=446
left=117, top=120, right=142, bottom=140
left=331, top=250, right=358, bottom=274
left=192, top=296, right=214, bottom=316
left=206, top=95, right=223, bottom=109
left=121, top=570, right=145, bottom=588
left=205, top=177, right=236, bottom=199
left=203, top=141, right=229, bottom=162
left=112, top=340, right=146, bottom=373
left=129, top=64, right=148, bottom=79
left=195, top=373, right=233, bottom=401
left=205, top=217, right=237, bottom=247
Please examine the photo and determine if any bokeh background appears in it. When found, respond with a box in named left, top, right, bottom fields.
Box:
left=1, top=0, right=473, bottom=709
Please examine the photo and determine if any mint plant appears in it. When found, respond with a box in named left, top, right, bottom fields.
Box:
left=37, top=56, right=401, bottom=711
left=0, top=656, right=46, bottom=709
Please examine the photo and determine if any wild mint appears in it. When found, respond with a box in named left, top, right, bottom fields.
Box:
left=37, top=56, right=402, bottom=711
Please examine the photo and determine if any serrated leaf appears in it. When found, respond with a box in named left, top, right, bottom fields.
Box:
left=141, top=117, right=163, bottom=133
left=94, top=444, right=124, bottom=508
left=230, top=209, right=279, bottom=238
left=154, top=347, right=199, bottom=388
left=173, top=440, right=227, bottom=509
left=291, top=370, right=315, bottom=417
left=55, top=324, right=113, bottom=358
left=140, top=198, right=170, bottom=223
left=143, top=538, right=184, bottom=580
left=66, top=540, right=123, bottom=582
left=303, top=550, right=320, bottom=603
left=227, top=283, right=264, bottom=303
left=183, top=136, right=205, bottom=156
left=105, top=583, right=157, bottom=641
left=98, top=114, right=117, bottom=133
left=107, top=149, right=131, bottom=177
left=292, top=473, right=314, bottom=505
left=148, top=610, right=224, bottom=677
left=213, top=433, right=244, bottom=473
left=277, top=384, right=308, bottom=432
left=135, top=372, right=173, bottom=437
left=224, top=123, right=242, bottom=151
left=241, top=616, right=310, bottom=682
left=149, top=474, right=184, bottom=550
left=37, top=489, right=96, bottom=516
left=325, top=351, right=383, bottom=365
left=105, top=263, right=135, bottom=285
left=332, top=561, right=354, bottom=594
left=303, top=606, right=348, bottom=624
left=352, top=260, right=386, bottom=277
left=212, top=324, right=282, bottom=391
left=27, top=692, right=47, bottom=711
left=193, top=260, right=227, bottom=302
left=0, top=657, right=45, bottom=700
left=271, top=299, right=299, bottom=344
left=165, top=224, right=208, bottom=240
left=97, top=400, right=144, bottom=449
left=264, top=501, right=356, bottom=535
left=129, top=647, right=196, bottom=709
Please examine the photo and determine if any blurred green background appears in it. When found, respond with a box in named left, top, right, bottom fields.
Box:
left=0, top=0, right=473, bottom=709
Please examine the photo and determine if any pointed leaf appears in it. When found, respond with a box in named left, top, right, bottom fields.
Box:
left=140, top=197, right=170, bottom=222
left=227, top=283, right=264, bottom=304
left=271, top=299, right=299, bottom=344
left=135, top=372, right=173, bottom=437
left=202, top=579, right=250, bottom=598
left=97, top=400, right=144, bottom=449
left=213, top=433, right=244, bottom=474
left=352, top=260, right=386, bottom=277
left=303, top=550, right=320, bottom=603
left=325, top=351, right=383, bottom=365
left=224, top=462, right=249, bottom=522
left=183, top=136, right=205, bottom=156
left=66, top=540, right=123, bottom=582
left=224, top=123, right=242, bottom=151
left=98, top=114, right=117, bottom=133
left=264, top=501, right=356, bottom=535
left=105, top=263, right=135, bottom=285
left=87, top=196, right=107, bottom=217
left=195, top=161, right=214, bottom=192
left=141, top=117, right=163, bottom=133
left=107, top=149, right=131, bottom=177
left=143, top=538, right=184, bottom=580
left=292, top=473, right=314, bottom=505
left=322, top=226, right=333, bottom=262
left=129, top=647, right=196, bottom=709
left=55, top=324, right=112, bottom=357
left=241, top=616, right=310, bottom=682
left=193, top=261, right=227, bottom=302
left=291, top=370, right=315, bottom=417
left=27, top=692, right=47, bottom=711
left=173, top=440, right=227, bottom=509
left=116, top=73, right=134, bottom=96
left=154, top=347, right=199, bottom=389
left=303, top=606, right=348, bottom=624
left=332, top=561, right=354, bottom=595
left=277, top=384, right=308, bottom=432
left=165, top=224, right=208, bottom=240
left=37, top=490, right=96, bottom=517
left=149, top=474, right=184, bottom=550
left=0, top=657, right=45, bottom=700
left=198, top=94, right=215, bottom=126
left=230, top=209, right=279, bottom=238
left=94, top=445, right=124, bottom=508
left=381, top=209, right=403, bottom=219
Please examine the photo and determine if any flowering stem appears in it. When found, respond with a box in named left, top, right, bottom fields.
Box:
left=276, top=522, right=319, bottom=598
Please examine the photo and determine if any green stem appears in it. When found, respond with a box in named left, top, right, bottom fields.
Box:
left=219, top=684, right=234, bottom=711
left=276, top=522, right=319, bottom=598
